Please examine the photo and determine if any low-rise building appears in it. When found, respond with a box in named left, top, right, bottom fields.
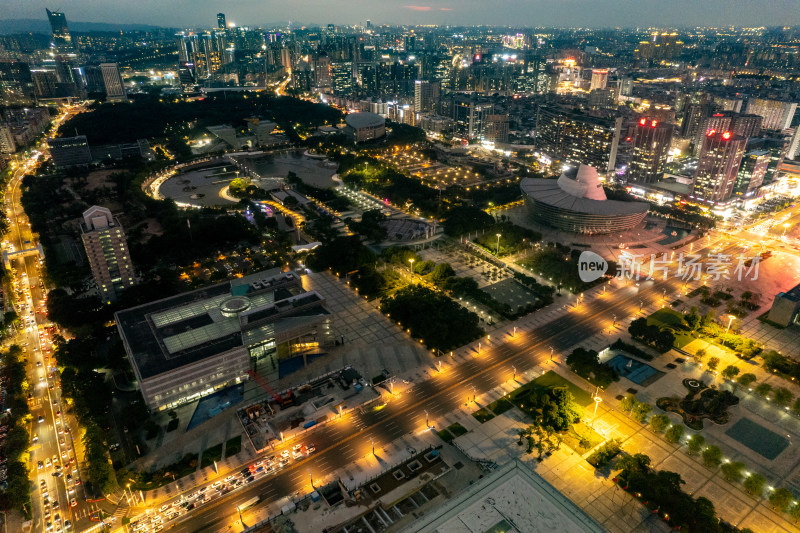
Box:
left=116, top=269, right=331, bottom=411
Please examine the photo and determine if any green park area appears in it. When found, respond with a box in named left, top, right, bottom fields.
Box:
left=473, top=221, right=541, bottom=257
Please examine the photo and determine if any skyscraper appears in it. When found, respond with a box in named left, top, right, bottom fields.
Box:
left=46, top=8, right=74, bottom=52
left=628, top=118, right=674, bottom=184
left=80, top=206, right=136, bottom=303
left=694, top=112, right=762, bottom=155
left=692, top=130, right=746, bottom=204
left=589, top=69, right=608, bottom=92
left=100, top=63, right=127, bottom=101
left=745, top=98, right=798, bottom=131
left=314, top=53, right=332, bottom=90
left=733, top=150, right=770, bottom=198
left=414, top=79, right=440, bottom=115
left=217, top=13, right=226, bottom=30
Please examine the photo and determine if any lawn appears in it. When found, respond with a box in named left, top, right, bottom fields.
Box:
left=201, top=443, right=223, bottom=468
left=224, top=435, right=242, bottom=458
left=437, top=422, right=469, bottom=443
left=562, top=421, right=603, bottom=454
left=511, top=370, right=592, bottom=407
left=648, top=308, right=694, bottom=348
left=487, top=396, right=515, bottom=415
left=472, top=408, right=495, bottom=423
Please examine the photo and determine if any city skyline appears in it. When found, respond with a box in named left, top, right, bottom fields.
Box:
left=2, top=0, right=800, bottom=29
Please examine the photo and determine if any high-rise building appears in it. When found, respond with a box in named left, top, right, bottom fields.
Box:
left=100, top=63, right=127, bottom=101
left=47, top=135, right=92, bottom=167
left=31, top=70, right=59, bottom=99
left=535, top=105, right=623, bottom=173
left=485, top=114, right=510, bottom=144
left=414, top=79, right=440, bottom=115
left=46, top=8, right=74, bottom=52
left=80, top=206, right=136, bottom=303
left=745, top=98, right=797, bottom=131
left=747, top=136, right=791, bottom=185
left=217, top=13, right=226, bottom=30
left=450, top=94, right=493, bottom=140
left=0, top=127, right=16, bottom=154
left=314, top=53, right=332, bottom=89
left=589, top=69, right=608, bottom=92
left=694, top=111, right=762, bottom=155
left=634, top=32, right=683, bottom=60
left=279, top=48, right=292, bottom=70
left=733, top=150, right=770, bottom=198
left=692, top=130, right=746, bottom=204
left=628, top=118, right=675, bottom=184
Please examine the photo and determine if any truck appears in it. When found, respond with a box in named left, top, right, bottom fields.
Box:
left=237, top=496, right=260, bottom=511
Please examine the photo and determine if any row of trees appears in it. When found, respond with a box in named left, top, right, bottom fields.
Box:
left=0, top=346, right=32, bottom=516
left=628, top=317, right=676, bottom=353
left=515, top=386, right=581, bottom=460
left=565, top=347, right=618, bottom=388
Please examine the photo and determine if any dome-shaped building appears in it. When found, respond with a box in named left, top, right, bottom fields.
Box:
left=521, top=164, right=649, bottom=234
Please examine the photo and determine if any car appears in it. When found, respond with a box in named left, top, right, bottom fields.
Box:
left=63, top=520, right=71, bottom=530
left=52, top=500, right=59, bottom=510
left=40, top=479, right=46, bottom=488
left=44, top=508, right=50, bottom=519
left=46, top=521, right=53, bottom=531
left=38, top=415, right=45, bottom=423
left=69, top=498, right=76, bottom=507
left=37, top=460, right=44, bottom=469
left=52, top=472, right=62, bottom=477
left=32, top=434, right=38, bottom=442
left=46, top=458, right=51, bottom=467
left=52, top=455, right=57, bottom=464
left=66, top=474, right=71, bottom=482
left=36, top=361, right=42, bottom=367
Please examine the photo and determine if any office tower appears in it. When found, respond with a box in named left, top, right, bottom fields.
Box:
left=628, top=118, right=675, bottom=184
left=47, top=135, right=92, bottom=167
left=588, top=88, right=616, bottom=110
left=450, top=94, right=493, bottom=140
left=54, top=56, right=85, bottom=98
left=46, top=8, right=74, bottom=52
left=331, top=61, right=354, bottom=95
left=80, top=206, right=136, bottom=303
left=414, top=79, right=440, bottom=115
left=314, top=53, right=332, bottom=89
left=589, top=69, right=608, bottom=92
left=366, top=20, right=372, bottom=29
left=692, top=130, right=746, bottom=203
left=733, top=150, right=770, bottom=197
left=217, top=13, right=226, bottom=30
left=788, top=127, right=800, bottom=161
left=535, top=105, right=623, bottom=173
left=31, top=70, right=59, bottom=99
left=694, top=112, right=761, bottom=155
left=485, top=114, right=510, bottom=143
left=100, top=63, right=127, bottom=101
left=746, top=98, right=797, bottom=130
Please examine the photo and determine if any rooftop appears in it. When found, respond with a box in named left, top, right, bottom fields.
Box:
left=345, top=111, right=385, bottom=129
left=115, top=269, right=329, bottom=380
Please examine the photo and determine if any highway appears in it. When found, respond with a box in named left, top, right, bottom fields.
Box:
left=129, top=236, right=747, bottom=533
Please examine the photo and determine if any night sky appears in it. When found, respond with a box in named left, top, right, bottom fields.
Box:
left=3, top=0, right=800, bottom=28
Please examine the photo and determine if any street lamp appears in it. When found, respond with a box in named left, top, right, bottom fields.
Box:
left=370, top=437, right=375, bottom=455
left=549, top=346, right=554, bottom=362
left=725, top=314, right=735, bottom=334
left=513, top=326, right=517, bottom=337
left=424, top=410, right=429, bottom=428
left=512, top=365, right=516, bottom=381
left=409, top=258, right=415, bottom=282
left=472, top=385, right=477, bottom=402
left=782, top=223, right=790, bottom=237
left=496, top=233, right=501, bottom=255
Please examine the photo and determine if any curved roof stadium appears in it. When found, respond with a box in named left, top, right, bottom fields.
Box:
left=345, top=112, right=386, bottom=143
left=521, top=164, right=649, bottom=234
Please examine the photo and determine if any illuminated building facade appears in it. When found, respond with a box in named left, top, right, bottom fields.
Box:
left=628, top=118, right=674, bottom=184
left=522, top=164, right=649, bottom=234
left=745, top=98, right=798, bottom=131
left=733, top=150, right=770, bottom=198
left=535, top=105, right=623, bottom=172
left=116, top=270, right=331, bottom=411
left=692, top=130, right=746, bottom=204
left=589, top=69, right=608, bottom=92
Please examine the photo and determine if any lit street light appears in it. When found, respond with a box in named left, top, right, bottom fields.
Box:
left=496, top=233, right=502, bottom=255
left=424, top=410, right=429, bottom=428
left=513, top=326, right=517, bottom=337
left=726, top=314, right=735, bottom=334
left=549, top=346, right=554, bottom=362
left=370, top=437, right=375, bottom=455
left=512, top=365, right=516, bottom=381
left=409, top=258, right=415, bottom=282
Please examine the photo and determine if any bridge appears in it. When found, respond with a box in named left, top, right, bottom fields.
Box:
left=3, top=243, right=43, bottom=268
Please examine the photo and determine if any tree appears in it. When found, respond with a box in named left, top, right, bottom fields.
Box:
left=737, top=373, right=757, bottom=388
left=773, top=387, right=794, bottom=407
left=694, top=347, right=707, bottom=362
left=632, top=402, right=652, bottom=423
left=685, top=306, right=701, bottom=331
left=665, top=424, right=685, bottom=444
left=430, top=263, right=456, bottom=286
left=707, top=356, right=720, bottom=371
left=702, top=445, right=723, bottom=468
left=687, top=434, right=705, bottom=455
left=619, top=394, right=637, bottom=413
left=789, top=503, right=800, bottom=523
left=792, top=397, right=800, bottom=417
left=769, top=487, right=794, bottom=511
left=649, top=414, right=670, bottom=433
left=754, top=383, right=772, bottom=399
left=743, top=473, right=766, bottom=497
left=628, top=317, right=649, bottom=340
left=721, top=365, right=740, bottom=381
left=617, top=453, right=651, bottom=478
left=721, top=461, right=746, bottom=483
